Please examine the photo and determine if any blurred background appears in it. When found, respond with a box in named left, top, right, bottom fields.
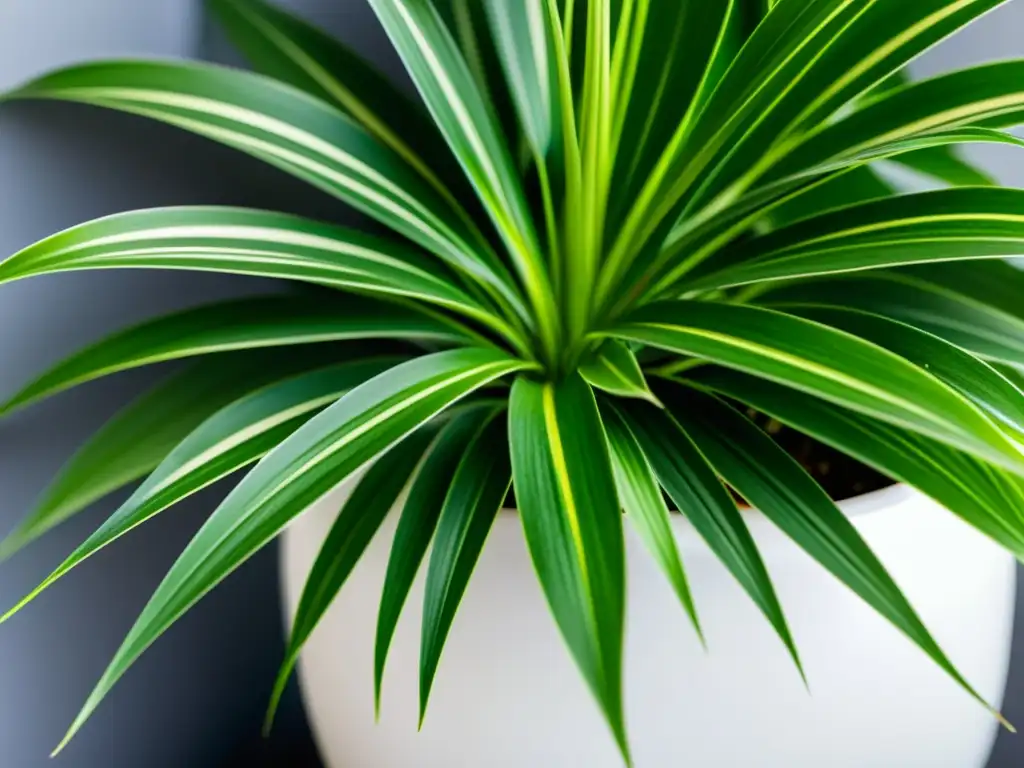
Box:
left=0, top=1, right=1022, bottom=766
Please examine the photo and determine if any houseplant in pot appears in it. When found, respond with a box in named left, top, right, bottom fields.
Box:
left=2, top=0, right=1024, bottom=764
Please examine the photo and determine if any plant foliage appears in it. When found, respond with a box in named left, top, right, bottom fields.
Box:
left=2, top=0, right=1024, bottom=759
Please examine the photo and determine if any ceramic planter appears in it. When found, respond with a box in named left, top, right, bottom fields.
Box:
left=282, top=482, right=1015, bottom=767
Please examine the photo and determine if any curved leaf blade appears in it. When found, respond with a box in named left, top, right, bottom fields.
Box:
left=618, top=399, right=802, bottom=676
left=780, top=305, right=1024, bottom=444
left=664, top=382, right=1006, bottom=724
left=265, top=425, right=438, bottom=732
left=374, top=404, right=494, bottom=713
left=419, top=409, right=510, bottom=723
left=688, top=365, right=1024, bottom=564
left=599, top=400, right=701, bottom=641
left=610, top=300, right=1024, bottom=476
left=687, top=188, right=1024, bottom=291
left=209, top=0, right=463, bottom=198
left=5, top=59, right=523, bottom=315
left=0, top=294, right=464, bottom=416
left=0, top=350, right=324, bottom=558
left=509, top=374, right=629, bottom=762
left=0, top=357, right=403, bottom=625
left=54, top=348, right=528, bottom=753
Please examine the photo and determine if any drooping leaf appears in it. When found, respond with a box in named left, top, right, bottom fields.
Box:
left=374, top=404, right=496, bottom=713
left=664, top=382, right=1006, bottom=722
left=609, top=300, right=1024, bottom=476
left=618, top=399, right=802, bottom=676
left=599, top=400, right=701, bottom=641
left=688, top=188, right=1024, bottom=291
left=0, top=357, right=404, bottom=625
left=419, top=409, right=511, bottom=723
left=5, top=60, right=525, bottom=317
left=265, top=425, right=438, bottom=732
left=209, top=0, right=465, bottom=198
left=762, top=273, right=1024, bottom=370
left=0, top=295, right=467, bottom=416
left=779, top=305, right=1024, bottom=444
left=509, top=374, right=629, bottom=762
left=579, top=340, right=656, bottom=402
left=0, top=206, right=527, bottom=353
left=772, top=59, right=1024, bottom=181
left=687, top=366, right=1024, bottom=561
left=0, top=350, right=331, bottom=558
left=53, top=348, right=528, bottom=753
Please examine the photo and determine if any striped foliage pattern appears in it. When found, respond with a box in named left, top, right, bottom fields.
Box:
left=1, top=0, right=1023, bottom=759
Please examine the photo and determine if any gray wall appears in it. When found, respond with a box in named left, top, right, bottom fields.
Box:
left=0, top=2, right=1022, bottom=767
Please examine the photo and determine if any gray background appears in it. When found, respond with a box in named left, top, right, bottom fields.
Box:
left=0, top=2, right=1022, bottom=766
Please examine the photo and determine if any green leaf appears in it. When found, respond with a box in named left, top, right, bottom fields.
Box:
left=419, top=409, right=511, bottom=724
left=5, top=60, right=524, bottom=318
left=0, top=350, right=326, bottom=559
left=687, top=365, right=1024, bottom=563
left=53, top=348, right=528, bottom=754
left=0, top=206, right=526, bottom=352
left=609, top=300, right=1024, bottom=476
left=374, top=404, right=494, bottom=713
left=509, top=374, right=629, bottom=762
left=779, top=305, right=1024, bottom=444
left=580, top=340, right=657, bottom=402
left=618, top=398, right=802, bottom=677
left=265, top=425, right=437, bottom=733
left=685, top=188, right=1024, bottom=291
left=1, top=356, right=403, bottom=625
left=367, top=0, right=559, bottom=361
left=773, top=59, right=1024, bottom=181
left=208, top=0, right=465, bottom=200
left=599, top=400, right=702, bottom=641
left=0, top=295, right=467, bottom=416
left=761, top=272, right=1024, bottom=370
left=663, top=382, right=1006, bottom=724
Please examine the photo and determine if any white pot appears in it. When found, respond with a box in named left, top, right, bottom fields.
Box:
left=282, top=482, right=1016, bottom=768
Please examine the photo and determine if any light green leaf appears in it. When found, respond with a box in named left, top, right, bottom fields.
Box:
left=0, top=294, right=467, bottom=416
left=688, top=365, right=1024, bottom=562
left=265, top=425, right=437, bottom=733
left=599, top=400, right=701, bottom=641
left=618, top=398, right=802, bottom=676
left=664, top=382, right=1007, bottom=725
left=1, top=356, right=402, bottom=624
left=580, top=340, right=656, bottom=402
left=5, top=60, right=525, bottom=318
left=0, top=206, right=525, bottom=352
left=375, top=404, right=495, bottom=713
left=53, top=348, right=529, bottom=753
left=609, top=300, right=1024, bottom=476
left=419, top=409, right=510, bottom=723
left=509, top=374, right=629, bottom=762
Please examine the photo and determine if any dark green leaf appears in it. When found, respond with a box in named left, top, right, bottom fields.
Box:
left=580, top=340, right=656, bottom=402
left=419, top=409, right=511, bottom=723
left=509, top=374, right=629, bottom=762
left=53, top=348, right=528, bottom=753
left=265, top=425, right=438, bottom=732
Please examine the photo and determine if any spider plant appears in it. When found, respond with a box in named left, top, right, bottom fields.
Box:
left=3, top=0, right=1024, bottom=761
